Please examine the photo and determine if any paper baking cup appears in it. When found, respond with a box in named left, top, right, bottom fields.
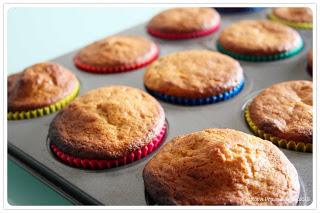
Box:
left=217, top=41, right=304, bottom=62
left=8, top=82, right=80, bottom=121
left=147, top=21, right=220, bottom=40
left=74, top=44, right=159, bottom=73
left=145, top=80, right=244, bottom=106
left=50, top=123, right=167, bottom=170
left=215, top=7, right=264, bottom=14
left=244, top=107, right=312, bottom=153
left=268, top=13, right=312, bottom=29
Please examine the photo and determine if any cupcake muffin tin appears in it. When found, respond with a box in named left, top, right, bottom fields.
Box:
left=8, top=8, right=313, bottom=205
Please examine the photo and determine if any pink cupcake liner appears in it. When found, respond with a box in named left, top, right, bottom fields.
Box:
left=50, top=123, right=167, bottom=170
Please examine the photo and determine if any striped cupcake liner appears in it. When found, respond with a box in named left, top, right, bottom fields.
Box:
left=145, top=80, right=244, bottom=106
left=74, top=44, right=159, bottom=73
left=50, top=123, right=167, bottom=170
left=268, top=13, right=312, bottom=30
left=215, top=7, right=265, bottom=14
left=8, top=82, right=80, bottom=120
left=244, top=107, right=312, bottom=153
left=217, top=41, right=304, bottom=62
left=146, top=21, right=220, bottom=40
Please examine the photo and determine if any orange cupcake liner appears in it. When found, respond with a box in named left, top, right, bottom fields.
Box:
left=74, top=44, right=159, bottom=73
left=50, top=123, right=167, bottom=169
left=147, top=21, right=220, bottom=39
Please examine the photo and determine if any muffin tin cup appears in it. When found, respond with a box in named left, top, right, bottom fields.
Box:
left=145, top=80, right=244, bottom=106
left=7, top=82, right=80, bottom=121
left=267, top=13, right=313, bottom=29
left=49, top=123, right=167, bottom=170
left=74, top=44, right=159, bottom=73
left=216, top=41, right=304, bottom=62
left=244, top=107, right=312, bottom=153
left=146, top=21, right=220, bottom=40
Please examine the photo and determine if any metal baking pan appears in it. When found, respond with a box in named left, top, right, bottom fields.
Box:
left=8, top=8, right=313, bottom=205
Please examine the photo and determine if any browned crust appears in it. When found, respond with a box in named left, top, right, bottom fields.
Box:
left=143, top=128, right=300, bottom=205
left=144, top=50, right=243, bottom=98
left=272, top=7, right=313, bottom=23
left=248, top=80, right=312, bottom=144
left=8, top=62, right=78, bottom=112
left=76, top=35, right=156, bottom=68
left=218, top=20, right=302, bottom=56
left=48, top=86, right=165, bottom=160
left=147, top=8, right=220, bottom=34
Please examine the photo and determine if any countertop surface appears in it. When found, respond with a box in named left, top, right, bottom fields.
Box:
left=7, top=7, right=164, bottom=205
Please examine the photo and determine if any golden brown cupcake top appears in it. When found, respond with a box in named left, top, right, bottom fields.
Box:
left=144, top=50, right=243, bottom=98
left=147, top=7, right=220, bottom=33
left=272, top=7, right=312, bottom=23
left=49, top=86, right=165, bottom=159
left=218, top=20, right=302, bottom=55
left=8, top=62, right=78, bottom=112
left=249, top=80, right=312, bottom=144
left=76, top=35, right=157, bottom=67
left=143, top=128, right=300, bottom=205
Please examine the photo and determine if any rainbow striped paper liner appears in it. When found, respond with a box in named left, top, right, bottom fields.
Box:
left=145, top=80, right=244, bottom=106
left=244, top=106, right=312, bottom=153
left=8, top=82, right=80, bottom=120
left=268, top=13, right=312, bottom=30
left=217, top=40, right=304, bottom=62
left=146, top=21, right=220, bottom=40
left=74, top=44, right=159, bottom=73
left=50, top=123, right=167, bottom=170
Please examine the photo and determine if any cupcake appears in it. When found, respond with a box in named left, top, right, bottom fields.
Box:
left=217, top=20, right=304, bottom=61
left=74, top=35, right=159, bottom=73
left=215, top=7, right=264, bottom=14
left=48, top=86, right=167, bottom=169
left=8, top=62, right=79, bottom=120
left=245, top=80, right=312, bottom=152
left=144, top=50, right=244, bottom=106
left=147, top=8, right=220, bottom=39
left=268, top=7, right=312, bottom=29
left=307, top=50, right=313, bottom=76
left=143, top=128, right=300, bottom=205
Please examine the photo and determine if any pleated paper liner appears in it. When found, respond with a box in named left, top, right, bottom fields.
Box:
left=145, top=80, right=244, bottom=106
left=146, top=21, right=220, bottom=40
left=217, top=41, right=304, bottom=62
left=50, top=123, right=167, bottom=170
left=215, top=7, right=265, bottom=14
left=267, top=13, right=313, bottom=30
left=74, top=44, right=159, bottom=73
left=8, top=82, right=80, bottom=121
left=244, top=107, right=312, bottom=153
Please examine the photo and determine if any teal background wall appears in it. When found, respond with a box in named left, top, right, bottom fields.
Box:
left=7, top=7, right=165, bottom=205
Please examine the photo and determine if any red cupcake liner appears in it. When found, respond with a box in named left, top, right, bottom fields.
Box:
left=50, top=123, right=167, bottom=170
left=74, top=44, right=159, bottom=73
left=147, top=21, right=220, bottom=39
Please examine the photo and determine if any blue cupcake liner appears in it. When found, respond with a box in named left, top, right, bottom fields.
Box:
left=145, top=80, right=245, bottom=106
left=215, top=7, right=265, bottom=14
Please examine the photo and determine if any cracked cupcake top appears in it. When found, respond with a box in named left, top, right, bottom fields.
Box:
left=49, top=86, right=165, bottom=159
left=143, top=128, right=300, bottom=205
left=8, top=62, right=78, bottom=112
left=248, top=80, right=312, bottom=144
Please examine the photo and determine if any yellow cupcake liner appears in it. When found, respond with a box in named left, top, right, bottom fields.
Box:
left=268, top=13, right=313, bottom=29
left=8, top=82, right=80, bottom=120
left=244, top=107, right=312, bottom=153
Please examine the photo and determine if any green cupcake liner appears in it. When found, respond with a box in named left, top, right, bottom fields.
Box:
left=8, top=82, right=80, bottom=120
left=217, top=40, right=304, bottom=62
left=244, top=107, right=312, bottom=153
left=268, top=13, right=313, bottom=30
